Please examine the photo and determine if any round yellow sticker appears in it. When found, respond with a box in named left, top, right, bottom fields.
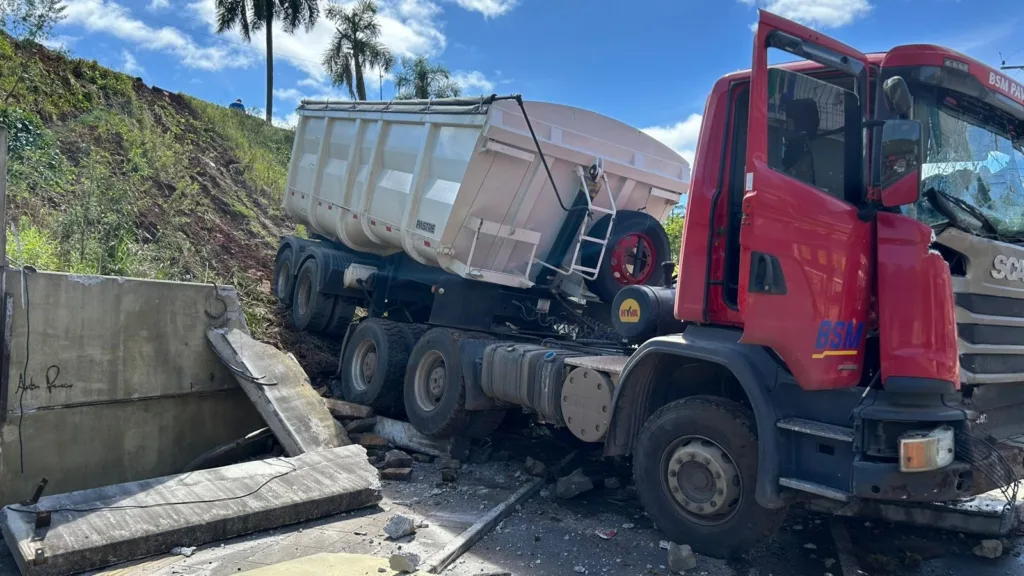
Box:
left=618, top=298, right=640, bottom=324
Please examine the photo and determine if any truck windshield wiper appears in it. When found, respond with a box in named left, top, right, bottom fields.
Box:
left=925, top=187, right=1001, bottom=238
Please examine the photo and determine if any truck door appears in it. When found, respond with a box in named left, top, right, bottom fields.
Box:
left=738, top=11, right=874, bottom=391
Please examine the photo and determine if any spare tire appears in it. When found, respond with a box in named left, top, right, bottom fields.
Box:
left=581, top=211, right=672, bottom=304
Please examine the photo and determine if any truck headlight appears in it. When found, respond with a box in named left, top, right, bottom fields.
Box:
left=899, top=425, right=955, bottom=473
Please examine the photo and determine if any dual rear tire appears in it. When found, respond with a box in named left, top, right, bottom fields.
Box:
left=337, top=324, right=504, bottom=436
left=273, top=248, right=355, bottom=337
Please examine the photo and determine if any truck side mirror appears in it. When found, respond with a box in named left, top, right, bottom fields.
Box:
left=883, top=76, right=913, bottom=118
left=879, top=119, right=923, bottom=208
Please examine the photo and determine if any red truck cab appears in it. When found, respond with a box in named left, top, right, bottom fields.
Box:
left=604, top=10, right=1024, bottom=558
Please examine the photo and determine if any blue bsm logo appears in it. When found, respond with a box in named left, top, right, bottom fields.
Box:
left=813, top=320, right=864, bottom=359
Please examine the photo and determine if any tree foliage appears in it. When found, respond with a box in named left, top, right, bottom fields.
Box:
left=0, top=0, right=65, bottom=41
left=322, top=0, right=390, bottom=101
left=215, top=0, right=319, bottom=121
left=393, top=56, right=461, bottom=100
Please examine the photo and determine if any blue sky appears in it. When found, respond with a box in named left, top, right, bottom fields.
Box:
left=45, top=0, right=1024, bottom=166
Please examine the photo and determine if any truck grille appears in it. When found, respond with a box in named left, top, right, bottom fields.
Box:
left=936, top=228, right=1024, bottom=386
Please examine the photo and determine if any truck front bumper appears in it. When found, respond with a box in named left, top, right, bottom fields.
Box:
left=852, top=432, right=1024, bottom=502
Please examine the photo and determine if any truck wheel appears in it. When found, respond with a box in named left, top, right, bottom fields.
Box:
left=583, top=211, right=672, bottom=303
left=338, top=318, right=411, bottom=412
left=404, top=328, right=472, bottom=437
left=291, top=258, right=334, bottom=332
left=325, top=300, right=358, bottom=337
left=633, top=396, right=787, bottom=558
left=272, top=247, right=295, bottom=305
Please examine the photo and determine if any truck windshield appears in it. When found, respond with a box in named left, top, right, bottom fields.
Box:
left=903, top=81, right=1024, bottom=240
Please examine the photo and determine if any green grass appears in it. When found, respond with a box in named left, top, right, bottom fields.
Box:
left=0, top=32, right=297, bottom=341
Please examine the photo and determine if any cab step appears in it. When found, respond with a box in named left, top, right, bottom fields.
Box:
left=777, top=417, right=854, bottom=442
left=779, top=477, right=852, bottom=502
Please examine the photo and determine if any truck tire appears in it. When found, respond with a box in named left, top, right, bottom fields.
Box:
left=633, top=396, right=787, bottom=558
left=462, top=409, right=507, bottom=439
left=272, top=246, right=295, bottom=305
left=338, top=318, right=412, bottom=413
left=291, top=258, right=334, bottom=333
left=582, top=211, right=672, bottom=304
left=404, top=328, right=472, bottom=437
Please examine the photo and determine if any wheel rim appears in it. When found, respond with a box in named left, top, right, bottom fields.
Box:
left=276, top=261, right=291, bottom=300
left=296, top=271, right=312, bottom=317
left=414, top=350, right=446, bottom=412
left=661, top=435, right=742, bottom=526
left=350, top=339, right=378, bottom=392
left=610, top=233, right=656, bottom=286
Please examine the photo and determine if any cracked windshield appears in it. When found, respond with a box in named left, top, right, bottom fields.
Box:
left=907, top=87, right=1024, bottom=239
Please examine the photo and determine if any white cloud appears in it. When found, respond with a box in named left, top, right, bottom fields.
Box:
left=272, top=112, right=299, bottom=129
left=738, top=0, right=872, bottom=29
left=446, top=0, right=518, bottom=18
left=187, top=0, right=447, bottom=81
left=642, top=114, right=703, bottom=165
left=40, top=34, right=78, bottom=50
left=297, top=77, right=322, bottom=88
left=148, top=0, right=170, bottom=10
left=451, top=70, right=494, bottom=95
left=274, top=88, right=304, bottom=103
left=121, top=50, right=144, bottom=75
left=62, top=0, right=253, bottom=71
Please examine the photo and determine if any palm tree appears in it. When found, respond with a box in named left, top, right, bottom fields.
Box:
left=215, top=0, right=319, bottom=122
left=322, top=0, right=391, bottom=101
left=393, top=56, right=462, bottom=100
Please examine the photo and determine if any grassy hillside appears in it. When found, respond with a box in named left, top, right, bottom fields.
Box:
left=0, top=33, right=336, bottom=373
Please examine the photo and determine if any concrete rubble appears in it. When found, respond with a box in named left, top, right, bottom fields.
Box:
left=667, top=543, right=697, bottom=573
left=555, top=468, right=594, bottom=499
left=0, top=446, right=382, bottom=576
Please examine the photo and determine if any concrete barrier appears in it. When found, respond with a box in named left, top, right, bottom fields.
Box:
left=0, top=270, right=265, bottom=505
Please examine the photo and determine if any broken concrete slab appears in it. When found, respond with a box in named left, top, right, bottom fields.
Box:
left=323, top=399, right=374, bottom=420
left=373, top=417, right=470, bottom=461
left=556, top=468, right=593, bottom=499
left=207, top=328, right=349, bottom=455
left=383, top=450, right=414, bottom=469
left=2, top=445, right=382, bottom=576
left=237, top=552, right=424, bottom=575
left=381, top=468, right=413, bottom=481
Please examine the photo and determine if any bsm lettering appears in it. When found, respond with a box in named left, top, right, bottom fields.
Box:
left=815, top=320, right=864, bottom=350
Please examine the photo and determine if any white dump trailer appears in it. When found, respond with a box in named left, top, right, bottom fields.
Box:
left=279, top=96, right=689, bottom=307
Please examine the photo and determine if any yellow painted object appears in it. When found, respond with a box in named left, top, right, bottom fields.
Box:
left=240, top=553, right=423, bottom=575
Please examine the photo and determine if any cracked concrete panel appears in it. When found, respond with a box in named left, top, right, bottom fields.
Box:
left=1, top=445, right=382, bottom=576
left=207, top=327, right=349, bottom=456
left=0, top=271, right=263, bottom=505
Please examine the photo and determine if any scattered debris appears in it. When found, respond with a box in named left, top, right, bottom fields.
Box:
left=604, top=477, right=622, bottom=490
left=384, top=449, right=414, bottom=469
left=824, top=558, right=836, bottom=568
left=659, top=540, right=671, bottom=550
left=373, top=416, right=470, bottom=460
left=413, top=453, right=433, bottom=463
left=389, top=552, right=420, bottom=573
left=622, top=523, right=635, bottom=529
left=384, top=514, right=418, bottom=539
left=469, top=444, right=493, bottom=464
left=345, top=418, right=378, bottom=433
left=170, top=546, right=196, bottom=557
left=355, top=434, right=389, bottom=448
left=667, top=543, right=697, bottom=573
left=441, top=468, right=458, bottom=483
left=596, top=529, right=617, bottom=540
left=524, top=457, right=547, bottom=477
left=323, top=398, right=374, bottom=419
left=556, top=468, right=594, bottom=499
left=574, top=566, right=586, bottom=573
left=973, top=539, right=1003, bottom=559
left=804, top=543, right=817, bottom=550
left=381, top=468, right=413, bottom=481
left=439, top=458, right=461, bottom=470
left=313, top=386, right=328, bottom=396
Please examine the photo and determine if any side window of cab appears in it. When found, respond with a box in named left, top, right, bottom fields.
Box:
left=765, top=69, right=861, bottom=203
